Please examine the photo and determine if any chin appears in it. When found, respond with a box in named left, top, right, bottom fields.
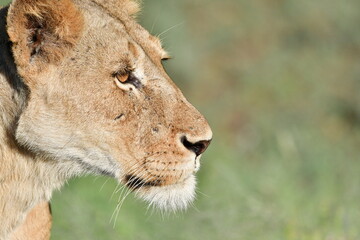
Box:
left=135, top=175, right=197, bottom=212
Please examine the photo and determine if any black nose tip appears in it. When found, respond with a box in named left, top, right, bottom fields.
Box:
left=181, top=136, right=211, bottom=157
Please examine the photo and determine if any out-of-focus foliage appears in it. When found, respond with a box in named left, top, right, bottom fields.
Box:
left=2, top=0, right=360, bottom=239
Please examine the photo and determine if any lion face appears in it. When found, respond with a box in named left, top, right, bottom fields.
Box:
left=7, top=0, right=212, bottom=210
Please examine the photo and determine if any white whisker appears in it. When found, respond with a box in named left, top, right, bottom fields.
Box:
left=157, top=21, right=184, bottom=39
left=99, top=178, right=110, bottom=192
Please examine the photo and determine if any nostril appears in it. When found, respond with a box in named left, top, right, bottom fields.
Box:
left=181, top=136, right=211, bottom=157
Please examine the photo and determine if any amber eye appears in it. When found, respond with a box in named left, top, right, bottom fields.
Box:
left=114, top=71, right=142, bottom=89
left=115, top=72, right=130, bottom=83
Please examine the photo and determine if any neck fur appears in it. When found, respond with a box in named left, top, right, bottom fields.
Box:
left=0, top=74, right=62, bottom=239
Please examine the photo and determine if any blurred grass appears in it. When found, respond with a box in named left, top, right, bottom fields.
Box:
left=2, top=0, right=360, bottom=239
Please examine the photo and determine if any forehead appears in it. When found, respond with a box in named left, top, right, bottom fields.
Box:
left=78, top=1, right=168, bottom=60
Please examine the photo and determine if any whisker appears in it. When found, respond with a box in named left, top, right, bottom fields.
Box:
left=99, top=178, right=111, bottom=192
left=189, top=201, right=200, bottom=213
left=110, top=182, right=122, bottom=201
left=110, top=167, right=149, bottom=226
left=112, top=170, right=151, bottom=227
left=196, top=189, right=210, bottom=198
left=157, top=21, right=184, bottom=39
left=150, top=15, right=159, bottom=34
left=109, top=161, right=144, bottom=224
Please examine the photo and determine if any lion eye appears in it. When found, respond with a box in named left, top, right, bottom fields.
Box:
left=114, top=72, right=142, bottom=89
left=115, top=72, right=130, bottom=83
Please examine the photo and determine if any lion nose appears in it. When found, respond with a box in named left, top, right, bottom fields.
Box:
left=181, top=136, right=211, bottom=157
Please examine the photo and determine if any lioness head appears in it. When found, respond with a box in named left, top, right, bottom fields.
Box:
left=6, top=0, right=212, bottom=211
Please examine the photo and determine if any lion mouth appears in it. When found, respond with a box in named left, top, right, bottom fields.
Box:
left=125, top=175, right=162, bottom=190
left=134, top=174, right=197, bottom=211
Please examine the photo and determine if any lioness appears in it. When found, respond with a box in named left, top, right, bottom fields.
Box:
left=0, top=0, right=212, bottom=239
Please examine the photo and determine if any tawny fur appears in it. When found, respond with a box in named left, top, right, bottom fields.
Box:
left=0, top=0, right=212, bottom=239
left=9, top=202, right=52, bottom=240
left=7, top=0, right=84, bottom=77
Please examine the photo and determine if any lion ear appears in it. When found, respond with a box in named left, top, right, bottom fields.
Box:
left=6, top=0, right=84, bottom=76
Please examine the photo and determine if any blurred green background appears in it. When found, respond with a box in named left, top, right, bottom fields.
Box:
left=2, top=0, right=360, bottom=239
